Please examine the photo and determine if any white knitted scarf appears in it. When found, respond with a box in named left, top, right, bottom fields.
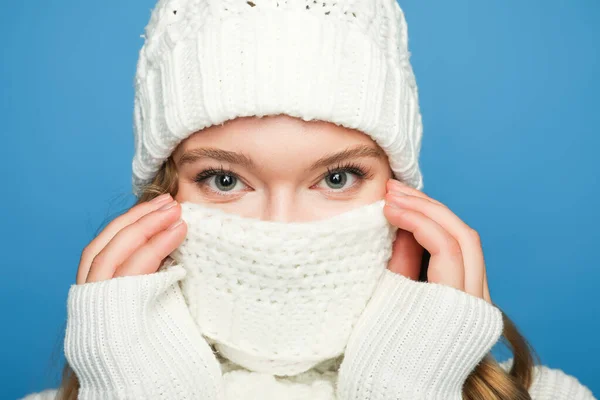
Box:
left=169, top=199, right=397, bottom=376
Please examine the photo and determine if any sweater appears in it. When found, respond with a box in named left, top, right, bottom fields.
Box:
left=21, top=265, right=596, bottom=400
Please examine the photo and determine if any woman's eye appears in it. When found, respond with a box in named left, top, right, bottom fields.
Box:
left=317, top=171, right=358, bottom=191
left=205, top=174, right=247, bottom=193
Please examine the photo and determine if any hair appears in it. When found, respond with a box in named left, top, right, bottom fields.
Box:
left=54, top=156, right=540, bottom=400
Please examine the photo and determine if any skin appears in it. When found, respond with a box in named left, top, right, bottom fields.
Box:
left=78, top=114, right=492, bottom=305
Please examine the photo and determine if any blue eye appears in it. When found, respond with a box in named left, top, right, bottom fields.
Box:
left=194, top=168, right=248, bottom=194
left=194, top=162, right=372, bottom=196
left=213, top=174, right=238, bottom=191
left=315, top=163, right=369, bottom=192
left=322, top=171, right=353, bottom=189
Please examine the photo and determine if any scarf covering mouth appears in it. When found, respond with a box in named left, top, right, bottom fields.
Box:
left=169, top=199, right=397, bottom=376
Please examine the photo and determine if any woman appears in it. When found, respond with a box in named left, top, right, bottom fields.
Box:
left=23, top=0, right=595, bottom=399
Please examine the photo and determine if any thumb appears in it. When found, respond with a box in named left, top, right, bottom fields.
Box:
left=387, top=228, right=423, bottom=281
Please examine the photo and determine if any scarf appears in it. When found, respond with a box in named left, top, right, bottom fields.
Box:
left=169, top=199, right=397, bottom=376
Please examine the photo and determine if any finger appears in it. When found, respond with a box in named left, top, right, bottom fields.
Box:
left=386, top=228, right=423, bottom=281
left=483, top=267, right=492, bottom=303
left=387, top=179, right=444, bottom=206
left=384, top=199, right=465, bottom=291
left=76, top=193, right=173, bottom=284
left=114, top=219, right=187, bottom=278
left=85, top=200, right=181, bottom=283
left=386, top=190, right=485, bottom=300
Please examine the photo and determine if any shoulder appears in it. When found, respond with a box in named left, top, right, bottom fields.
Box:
left=498, top=358, right=596, bottom=399
left=19, top=389, right=58, bottom=400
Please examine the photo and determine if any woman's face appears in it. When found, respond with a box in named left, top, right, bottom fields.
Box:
left=172, top=114, right=393, bottom=222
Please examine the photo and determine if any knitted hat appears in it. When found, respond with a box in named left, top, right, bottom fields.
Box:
left=132, top=0, right=424, bottom=196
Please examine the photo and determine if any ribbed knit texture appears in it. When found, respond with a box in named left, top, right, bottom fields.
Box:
left=131, top=0, right=424, bottom=196
left=337, top=269, right=504, bottom=399
left=169, top=200, right=397, bottom=376
left=21, top=267, right=596, bottom=399
left=62, top=265, right=223, bottom=399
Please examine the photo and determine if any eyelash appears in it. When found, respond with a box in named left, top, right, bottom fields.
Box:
left=194, top=166, right=237, bottom=184
left=319, top=162, right=373, bottom=184
left=193, top=162, right=373, bottom=195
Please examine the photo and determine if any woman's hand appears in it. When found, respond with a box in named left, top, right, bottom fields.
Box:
left=338, top=179, right=502, bottom=399
left=383, top=178, right=492, bottom=304
left=67, top=193, right=225, bottom=399
left=76, top=193, right=187, bottom=284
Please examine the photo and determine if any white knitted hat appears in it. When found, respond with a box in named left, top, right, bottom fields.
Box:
left=132, top=0, right=424, bottom=196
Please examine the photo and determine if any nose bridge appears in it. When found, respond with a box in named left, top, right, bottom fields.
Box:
left=265, top=187, right=297, bottom=223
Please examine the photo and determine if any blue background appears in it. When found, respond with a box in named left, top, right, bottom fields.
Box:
left=2, top=0, right=598, bottom=398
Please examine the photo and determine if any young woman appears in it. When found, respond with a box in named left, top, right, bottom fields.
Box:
left=23, top=0, right=595, bottom=399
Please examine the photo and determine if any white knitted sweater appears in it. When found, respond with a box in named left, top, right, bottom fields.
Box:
left=22, top=266, right=595, bottom=400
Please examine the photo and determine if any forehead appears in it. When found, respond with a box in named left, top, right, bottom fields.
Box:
left=175, top=115, right=378, bottom=155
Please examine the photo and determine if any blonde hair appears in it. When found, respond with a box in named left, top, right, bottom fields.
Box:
left=55, top=156, right=540, bottom=400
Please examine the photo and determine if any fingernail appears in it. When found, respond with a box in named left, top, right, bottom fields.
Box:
left=168, top=219, right=184, bottom=230
left=151, top=193, right=171, bottom=204
left=159, top=200, right=177, bottom=210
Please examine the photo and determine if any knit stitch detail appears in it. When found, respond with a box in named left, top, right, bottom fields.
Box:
left=21, top=271, right=598, bottom=399
left=170, top=199, right=398, bottom=376
left=131, top=0, right=424, bottom=195
left=337, top=269, right=504, bottom=400
left=64, top=266, right=224, bottom=399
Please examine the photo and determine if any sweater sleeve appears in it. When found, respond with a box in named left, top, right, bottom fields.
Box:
left=19, top=389, right=58, bottom=400
left=499, top=358, right=597, bottom=399
left=337, top=269, right=504, bottom=400
left=64, top=264, right=224, bottom=400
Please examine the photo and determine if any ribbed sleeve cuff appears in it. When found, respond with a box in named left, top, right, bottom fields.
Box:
left=64, top=265, right=223, bottom=400
left=338, top=269, right=504, bottom=400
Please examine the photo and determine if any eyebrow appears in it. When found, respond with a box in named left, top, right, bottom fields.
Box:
left=177, top=148, right=255, bottom=168
left=307, top=145, right=386, bottom=171
left=176, top=144, right=385, bottom=170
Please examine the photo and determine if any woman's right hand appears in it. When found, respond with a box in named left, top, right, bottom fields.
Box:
left=76, top=193, right=187, bottom=284
left=67, top=193, right=225, bottom=399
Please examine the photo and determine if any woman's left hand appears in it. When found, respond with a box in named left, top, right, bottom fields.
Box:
left=338, top=179, right=502, bottom=400
left=383, top=178, right=492, bottom=304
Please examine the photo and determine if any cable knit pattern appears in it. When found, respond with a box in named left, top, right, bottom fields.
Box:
left=62, top=265, right=223, bottom=399
left=131, top=0, right=424, bottom=195
left=21, top=267, right=596, bottom=399
left=169, top=199, right=397, bottom=376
